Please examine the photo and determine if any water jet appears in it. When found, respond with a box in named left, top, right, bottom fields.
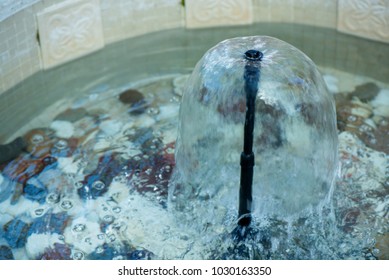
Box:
left=171, top=36, right=339, bottom=233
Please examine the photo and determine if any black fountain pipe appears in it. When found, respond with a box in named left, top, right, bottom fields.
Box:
left=237, top=50, right=262, bottom=229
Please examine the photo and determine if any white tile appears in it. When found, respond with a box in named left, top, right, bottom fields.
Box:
left=37, top=0, right=105, bottom=69
left=0, top=0, right=39, bottom=22
left=185, top=0, right=253, bottom=29
left=337, top=0, right=389, bottom=43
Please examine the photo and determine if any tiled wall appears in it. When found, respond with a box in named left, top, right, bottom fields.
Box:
left=0, top=0, right=388, bottom=95
left=0, top=0, right=184, bottom=93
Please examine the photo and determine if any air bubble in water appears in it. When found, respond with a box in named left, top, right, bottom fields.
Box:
left=46, top=193, right=60, bottom=204
left=31, top=134, right=44, bottom=144
left=72, top=250, right=84, bottom=260
left=73, top=224, right=86, bottom=232
left=34, top=208, right=45, bottom=216
left=103, top=215, right=114, bottom=223
left=54, top=139, right=68, bottom=150
left=92, top=180, right=105, bottom=190
left=60, top=200, right=73, bottom=210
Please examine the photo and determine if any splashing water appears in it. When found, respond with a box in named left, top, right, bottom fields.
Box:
left=170, top=36, right=338, bottom=220
left=167, top=36, right=375, bottom=259
left=0, top=36, right=387, bottom=260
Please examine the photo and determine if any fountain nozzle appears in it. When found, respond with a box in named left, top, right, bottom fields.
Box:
left=244, top=50, right=263, bottom=61
left=237, top=50, right=262, bottom=230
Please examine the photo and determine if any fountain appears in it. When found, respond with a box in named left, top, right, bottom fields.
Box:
left=170, top=36, right=339, bottom=234
left=0, top=27, right=387, bottom=260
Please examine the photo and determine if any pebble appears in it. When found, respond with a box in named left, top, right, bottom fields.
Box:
left=350, top=82, right=380, bottom=102
left=24, top=128, right=55, bottom=158
left=0, top=175, right=15, bottom=203
left=371, top=89, right=389, bottom=117
left=88, top=243, right=116, bottom=260
left=118, top=89, right=147, bottom=114
left=157, top=104, right=179, bottom=121
left=172, top=75, right=189, bottom=97
left=25, top=233, right=63, bottom=259
left=57, top=157, right=79, bottom=174
left=335, top=98, right=389, bottom=152
left=2, top=218, right=31, bottom=248
left=28, top=212, right=69, bottom=235
left=50, top=120, right=75, bottom=138
left=23, top=178, right=48, bottom=204
left=40, top=243, right=72, bottom=260
left=0, top=137, right=27, bottom=164
left=323, top=74, right=339, bottom=93
left=2, top=156, right=56, bottom=185
left=99, top=120, right=123, bottom=136
left=0, top=245, right=14, bottom=260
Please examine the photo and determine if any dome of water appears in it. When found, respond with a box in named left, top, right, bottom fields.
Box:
left=171, top=36, right=338, bottom=219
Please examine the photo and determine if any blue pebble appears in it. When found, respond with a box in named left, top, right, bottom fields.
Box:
left=0, top=245, right=14, bottom=260
left=3, top=219, right=30, bottom=248
left=88, top=244, right=116, bottom=260
left=23, top=178, right=47, bottom=204
left=28, top=212, right=68, bottom=235
left=0, top=176, right=16, bottom=203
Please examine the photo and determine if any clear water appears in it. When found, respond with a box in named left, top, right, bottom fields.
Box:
left=172, top=36, right=338, bottom=220
left=0, top=23, right=388, bottom=260
left=0, top=67, right=387, bottom=259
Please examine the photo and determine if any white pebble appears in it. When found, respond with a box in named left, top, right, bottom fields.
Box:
left=99, top=120, right=122, bottom=136
left=158, top=104, right=179, bottom=121
left=371, top=89, right=389, bottom=117
left=26, top=233, right=62, bottom=259
left=50, top=120, right=74, bottom=138
left=173, top=75, right=189, bottom=96
left=323, top=75, right=339, bottom=93
left=57, top=157, right=79, bottom=174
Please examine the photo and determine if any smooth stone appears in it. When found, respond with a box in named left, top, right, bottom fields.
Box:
left=323, top=74, right=339, bottom=93
left=40, top=243, right=72, bottom=260
left=23, top=178, right=48, bottom=204
left=99, top=120, right=122, bottom=136
left=118, top=89, right=147, bottom=114
left=350, top=82, right=380, bottom=103
left=173, top=75, right=189, bottom=97
left=25, top=233, right=62, bottom=259
left=371, top=89, right=389, bottom=117
left=157, top=104, right=179, bottom=121
left=57, top=157, right=79, bottom=174
left=0, top=177, right=16, bottom=203
left=28, top=212, right=69, bottom=235
left=50, top=120, right=75, bottom=139
left=0, top=137, right=27, bottom=164
left=23, top=128, right=55, bottom=158
left=88, top=243, right=116, bottom=260
left=0, top=245, right=14, bottom=260
left=3, top=218, right=31, bottom=248
left=119, top=89, right=144, bottom=104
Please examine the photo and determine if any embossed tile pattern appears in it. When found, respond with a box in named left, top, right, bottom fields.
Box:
left=185, top=0, right=253, bottom=28
left=337, top=0, right=389, bottom=43
left=37, top=0, right=105, bottom=69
